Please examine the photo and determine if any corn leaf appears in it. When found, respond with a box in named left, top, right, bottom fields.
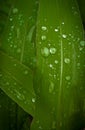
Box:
left=0, top=89, right=31, bottom=130
left=31, top=0, right=85, bottom=130
left=0, top=0, right=38, bottom=115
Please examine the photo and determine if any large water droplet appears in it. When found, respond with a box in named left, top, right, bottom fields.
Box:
left=41, top=26, right=47, bottom=31
left=13, top=8, right=18, bottom=14
left=49, top=82, right=54, bottom=93
left=64, top=58, right=70, bottom=64
left=80, top=41, right=85, bottom=47
left=62, top=34, right=67, bottom=38
left=41, top=35, right=46, bottom=40
left=50, top=47, right=56, bottom=54
left=41, top=47, right=50, bottom=57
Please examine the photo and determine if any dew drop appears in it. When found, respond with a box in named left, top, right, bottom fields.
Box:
left=54, top=60, right=58, bottom=64
left=10, top=44, right=13, bottom=48
left=41, top=35, right=46, bottom=40
left=80, top=41, right=85, bottom=47
left=65, top=76, right=71, bottom=81
left=10, top=18, right=13, bottom=21
left=64, top=58, right=70, bottom=64
left=0, top=73, right=2, bottom=77
left=41, top=26, right=47, bottom=31
left=62, top=34, right=67, bottom=38
left=14, top=63, right=17, bottom=67
left=32, top=97, right=36, bottom=103
left=50, top=47, right=56, bottom=54
left=49, top=64, right=53, bottom=68
left=11, top=25, right=14, bottom=30
left=13, top=8, right=18, bottom=14
left=24, top=70, right=28, bottom=75
left=77, top=63, right=80, bottom=67
left=54, top=28, right=59, bottom=32
left=17, top=48, right=21, bottom=53
left=14, top=82, right=17, bottom=85
left=6, top=82, right=10, bottom=85
left=49, top=82, right=54, bottom=93
left=41, top=47, right=50, bottom=57
left=62, top=22, right=64, bottom=25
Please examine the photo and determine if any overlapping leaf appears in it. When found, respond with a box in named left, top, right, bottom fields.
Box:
left=0, top=0, right=39, bottom=116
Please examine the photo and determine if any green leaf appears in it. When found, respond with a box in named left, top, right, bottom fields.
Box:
left=0, top=51, right=36, bottom=116
left=0, top=89, right=31, bottom=130
left=0, top=0, right=38, bottom=115
left=31, top=0, right=85, bottom=130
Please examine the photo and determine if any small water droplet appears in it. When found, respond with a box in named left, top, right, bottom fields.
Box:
left=54, top=60, right=58, bottom=64
left=14, top=45, right=17, bottom=48
left=49, top=82, right=54, bottom=93
left=65, top=76, right=71, bottom=81
left=10, top=44, right=13, bottom=48
left=80, top=41, right=85, bottom=47
left=24, top=70, right=28, bottom=75
left=62, top=34, right=67, bottom=38
left=79, top=47, right=83, bottom=51
left=49, top=64, right=53, bottom=68
left=64, top=58, right=70, bottom=64
left=6, top=82, right=10, bottom=85
left=54, top=28, right=59, bottom=32
left=41, top=26, right=47, bottom=31
left=11, top=25, right=14, bottom=30
left=14, top=82, right=17, bottom=85
left=50, top=47, right=56, bottom=54
left=17, top=48, right=21, bottom=53
left=13, top=8, right=18, bottom=14
left=41, top=35, right=46, bottom=40
left=60, top=122, right=62, bottom=127
left=77, top=63, right=80, bottom=67
left=62, top=22, right=64, bottom=25
left=10, top=18, right=13, bottom=21
left=41, top=47, right=50, bottom=57
left=0, top=73, right=2, bottom=77
left=14, top=63, right=17, bottom=67
left=32, top=97, right=36, bottom=103
left=39, top=126, right=43, bottom=129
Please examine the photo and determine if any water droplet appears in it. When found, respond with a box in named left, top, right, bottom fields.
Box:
left=6, top=82, right=10, bottom=85
left=14, top=45, right=17, bottom=48
left=41, top=47, right=50, bottom=57
left=77, top=63, right=80, bottom=67
left=80, top=41, right=85, bottom=47
left=10, top=18, right=13, bottom=21
left=64, top=58, right=70, bottom=64
left=0, top=73, right=2, bottom=77
left=62, top=34, right=67, bottom=38
left=24, top=70, right=28, bottom=75
left=50, top=47, right=56, bottom=54
left=13, top=8, right=18, bottom=14
left=41, top=35, right=46, bottom=40
left=41, top=26, right=47, bottom=31
left=17, top=48, right=21, bottom=53
left=14, top=63, right=17, bottom=67
left=14, top=82, right=17, bottom=85
left=54, top=28, right=59, bottom=32
left=10, top=44, right=13, bottom=48
left=49, top=64, right=53, bottom=68
left=11, top=25, right=14, bottom=30
left=65, top=76, right=71, bottom=81
left=32, top=97, right=36, bottom=103
left=62, top=22, right=64, bottom=25
left=39, top=126, right=43, bottom=129
left=49, top=82, right=54, bottom=93
left=54, top=60, right=58, bottom=64
left=79, top=47, right=83, bottom=51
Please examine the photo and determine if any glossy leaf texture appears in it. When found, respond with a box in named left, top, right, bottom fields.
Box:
left=0, top=0, right=39, bottom=116
left=31, top=0, right=85, bottom=130
left=0, top=89, right=32, bottom=130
